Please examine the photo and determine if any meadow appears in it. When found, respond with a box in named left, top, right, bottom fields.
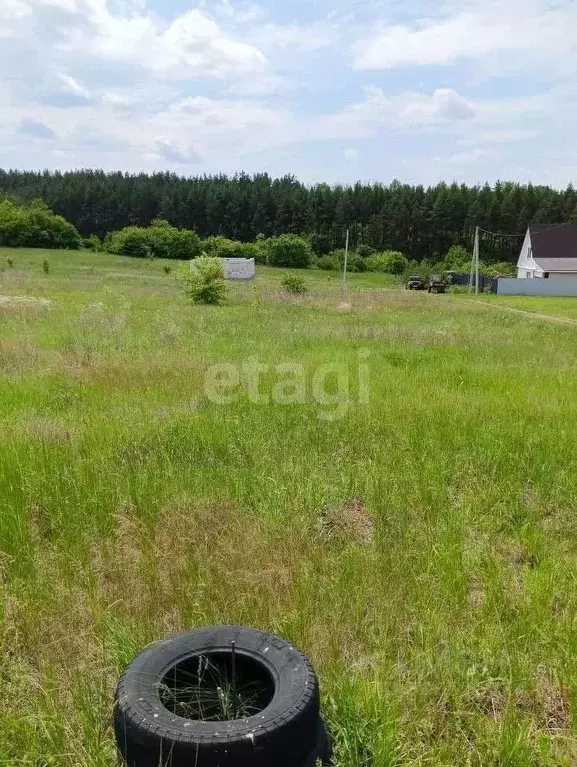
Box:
left=1, top=247, right=577, bottom=766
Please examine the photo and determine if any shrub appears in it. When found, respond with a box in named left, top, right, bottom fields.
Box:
left=179, top=257, right=228, bottom=305
left=254, top=238, right=268, bottom=265
left=316, top=255, right=339, bottom=271
left=107, top=223, right=201, bottom=260
left=346, top=253, right=366, bottom=273
left=42, top=258, right=49, bottom=274
left=383, top=251, right=408, bottom=274
left=0, top=198, right=81, bottom=249
left=331, top=249, right=366, bottom=273
left=107, top=226, right=152, bottom=258
left=309, top=233, right=332, bottom=256
left=489, top=261, right=516, bottom=277
left=365, top=251, right=408, bottom=274
left=83, top=234, right=103, bottom=251
left=281, top=273, right=307, bottom=294
left=7, top=258, right=13, bottom=268
left=202, top=236, right=259, bottom=262
left=365, top=254, right=387, bottom=272
left=264, top=235, right=312, bottom=269
left=357, top=244, right=376, bottom=258
left=445, top=244, right=471, bottom=270
left=163, top=264, right=172, bottom=274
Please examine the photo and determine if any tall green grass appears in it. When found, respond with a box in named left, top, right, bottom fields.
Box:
left=1, top=248, right=577, bottom=765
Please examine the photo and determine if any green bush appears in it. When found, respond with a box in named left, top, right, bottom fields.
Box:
left=202, top=236, right=259, bottom=262
left=445, top=244, right=471, bottom=270
left=83, top=234, right=103, bottom=251
left=357, top=244, right=376, bottom=258
left=107, top=226, right=152, bottom=258
left=42, top=258, right=49, bottom=274
left=489, top=261, right=516, bottom=277
left=264, top=235, right=312, bottom=269
left=0, top=199, right=81, bottom=249
left=6, top=258, right=13, bottom=268
left=281, top=273, right=307, bottom=294
left=254, top=243, right=267, bottom=265
left=309, top=233, right=332, bottom=256
left=365, top=251, right=408, bottom=274
left=331, top=250, right=366, bottom=273
left=107, top=222, right=201, bottom=260
left=316, top=254, right=339, bottom=270
left=179, top=257, right=228, bottom=305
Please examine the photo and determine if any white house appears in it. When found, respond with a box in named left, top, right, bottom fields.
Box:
left=517, top=224, right=577, bottom=278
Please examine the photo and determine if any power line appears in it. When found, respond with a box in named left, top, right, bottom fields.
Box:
left=478, top=223, right=569, bottom=239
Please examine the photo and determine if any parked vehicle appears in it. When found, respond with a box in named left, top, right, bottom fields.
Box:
left=406, top=275, right=425, bottom=290
left=427, top=275, right=446, bottom=294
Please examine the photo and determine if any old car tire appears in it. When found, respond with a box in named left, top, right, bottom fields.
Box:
left=114, top=626, right=328, bottom=767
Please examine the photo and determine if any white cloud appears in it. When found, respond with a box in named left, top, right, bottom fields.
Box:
left=448, top=148, right=494, bottom=164
left=58, top=73, right=88, bottom=97
left=36, top=0, right=77, bottom=9
left=155, top=96, right=296, bottom=155
left=323, top=87, right=475, bottom=138
left=152, top=137, right=201, bottom=165
left=354, top=0, right=577, bottom=72
left=251, top=21, right=336, bottom=52
left=0, top=0, right=30, bottom=35
left=458, top=129, right=539, bottom=147
left=58, top=4, right=267, bottom=80
left=2, top=0, right=577, bottom=185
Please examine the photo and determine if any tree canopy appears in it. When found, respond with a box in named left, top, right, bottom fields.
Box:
left=1, top=170, right=575, bottom=262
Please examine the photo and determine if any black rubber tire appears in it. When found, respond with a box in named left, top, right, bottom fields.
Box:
left=302, top=721, right=333, bottom=767
left=114, top=626, right=321, bottom=767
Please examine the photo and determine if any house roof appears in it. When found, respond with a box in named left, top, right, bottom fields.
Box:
left=529, top=224, right=577, bottom=260
left=533, top=257, right=577, bottom=272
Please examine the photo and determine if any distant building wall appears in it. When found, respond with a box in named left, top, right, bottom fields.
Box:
left=516, top=229, right=542, bottom=278
left=220, top=258, right=255, bottom=280
left=498, top=277, right=577, bottom=296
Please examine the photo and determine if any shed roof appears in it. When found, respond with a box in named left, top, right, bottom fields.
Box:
left=530, top=224, right=577, bottom=260
left=534, top=257, right=577, bottom=272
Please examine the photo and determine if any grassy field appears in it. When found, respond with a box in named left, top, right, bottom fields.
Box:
left=2, top=247, right=577, bottom=766
left=479, top=294, right=577, bottom=322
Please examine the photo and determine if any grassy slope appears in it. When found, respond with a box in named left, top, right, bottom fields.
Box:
left=1, top=248, right=577, bottom=766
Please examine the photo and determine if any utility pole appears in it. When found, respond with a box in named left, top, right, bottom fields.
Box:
left=474, top=226, right=480, bottom=294
left=469, top=226, right=480, bottom=293
left=342, top=228, right=349, bottom=295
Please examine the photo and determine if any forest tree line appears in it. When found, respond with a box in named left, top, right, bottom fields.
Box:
left=1, top=170, right=576, bottom=262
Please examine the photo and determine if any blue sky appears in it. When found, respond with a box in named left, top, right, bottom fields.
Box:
left=1, top=0, right=576, bottom=186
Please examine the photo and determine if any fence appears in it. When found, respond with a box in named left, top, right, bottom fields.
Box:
left=497, top=277, right=577, bottom=296
left=447, top=272, right=498, bottom=293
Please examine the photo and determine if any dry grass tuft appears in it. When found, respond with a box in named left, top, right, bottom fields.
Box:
left=470, top=671, right=570, bottom=733
left=25, top=416, right=72, bottom=443
left=0, top=337, right=39, bottom=372
left=316, top=498, right=375, bottom=547
left=0, top=294, right=51, bottom=313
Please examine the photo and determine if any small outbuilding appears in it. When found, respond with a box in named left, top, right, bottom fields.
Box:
left=517, top=224, right=577, bottom=278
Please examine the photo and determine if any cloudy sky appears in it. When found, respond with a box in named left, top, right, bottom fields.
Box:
left=1, top=0, right=576, bottom=186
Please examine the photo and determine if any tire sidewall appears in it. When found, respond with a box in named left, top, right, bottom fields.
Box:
left=115, top=626, right=320, bottom=766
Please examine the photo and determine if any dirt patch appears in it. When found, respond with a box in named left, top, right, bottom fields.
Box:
left=317, top=498, right=375, bottom=546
